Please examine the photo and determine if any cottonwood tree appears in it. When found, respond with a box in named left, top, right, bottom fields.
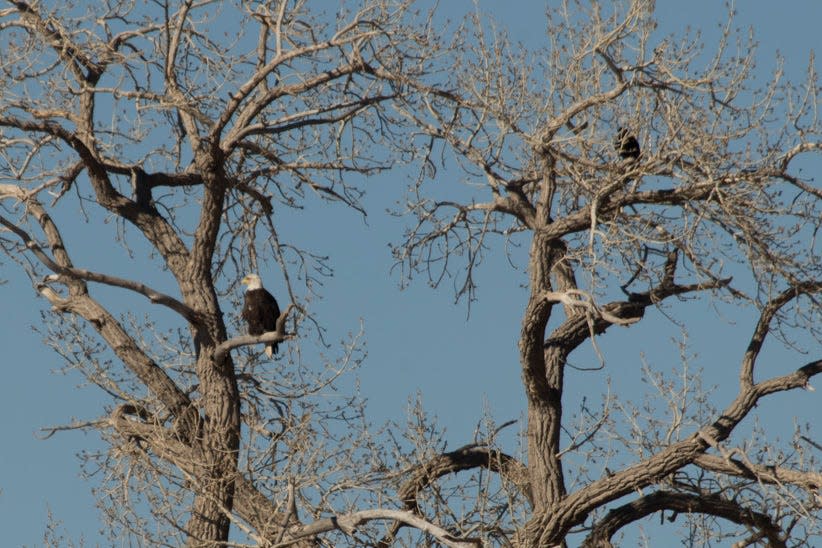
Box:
left=0, top=1, right=451, bottom=546
left=389, top=1, right=822, bottom=547
left=2, top=1, right=822, bottom=548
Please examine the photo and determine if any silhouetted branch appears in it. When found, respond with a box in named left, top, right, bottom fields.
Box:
left=741, top=282, right=822, bottom=386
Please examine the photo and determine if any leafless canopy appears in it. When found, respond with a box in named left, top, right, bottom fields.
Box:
left=1, top=0, right=821, bottom=546
left=390, top=0, right=822, bottom=546
left=0, top=0, right=447, bottom=545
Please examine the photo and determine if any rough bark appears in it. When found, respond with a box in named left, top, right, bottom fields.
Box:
left=2, top=1, right=821, bottom=546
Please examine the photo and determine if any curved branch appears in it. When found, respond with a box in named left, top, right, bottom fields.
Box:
left=544, top=250, right=731, bottom=353
left=162, top=1, right=202, bottom=150
left=401, top=444, right=532, bottom=506
left=109, top=406, right=316, bottom=548
left=377, top=444, right=530, bottom=547
left=0, top=181, right=198, bottom=322
left=0, top=183, right=195, bottom=421
left=38, top=287, right=194, bottom=421
left=581, top=490, right=786, bottom=548
left=539, top=174, right=762, bottom=241
left=741, top=282, right=822, bottom=386
left=0, top=115, right=193, bottom=278
left=216, top=19, right=381, bottom=145
left=296, top=509, right=480, bottom=548
left=221, top=58, right=374, bottom=152
left=541, top=289, right=642, bottom=327
left=11, top=1, right=104, bottom=82
left=108, top=166, right=204, bottom=191
left=0, top=213, right=199, bottom=324
left=228, top=93, right=396, bottom=146
left=755, top=359, right=822, bottom=396
left=779, top=141, right=822, bottom=173
left=537, top=81, right=630, bottom=146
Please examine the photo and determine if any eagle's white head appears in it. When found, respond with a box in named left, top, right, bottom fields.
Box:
left=241, top=273, right=263, bottom=291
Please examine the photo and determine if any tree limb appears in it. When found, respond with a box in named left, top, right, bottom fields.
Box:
left=213, top=304, right=294, bottom=361
left=741, top=282, right=822, bottom=387
left=694, top=454, right=822, bottom=492
left=0, top=214, right=200, bottom=324
left=528, top=359, right=822, bottom=545
left=294, top=509, right=480, bottom=548
left=581, top=490, right=786, bottom=547
left=109, top=405, right=316, bottom=547
left=10, top=1, right=105, bottom=82
left=544, top=251, right=731, bottom=353
left=377, top=444, right=531, bottom=547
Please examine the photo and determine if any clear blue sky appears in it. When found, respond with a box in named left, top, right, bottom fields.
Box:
left=1, top=1, right=819, bottom=546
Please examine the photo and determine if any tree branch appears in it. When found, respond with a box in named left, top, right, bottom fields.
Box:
left=0, top=115, right=193, bottom=278
left=529, top=359, right=822, bottom=544
left=38, top=287, right=194, bottom=419
left=11, top=1, right=105, bottom=82
left=221, top=58, right=376, bottom=152
left=109, top=405, right=316, bottom=548
left=377, top=444, right=531, bottom=547
left=0, top=214, right=199, bottom=324
left=741, top=282, right=822, bottom=387
left=213, top=304, right=295, bottom=361
left=694, top=454, right=822, bottom=492
left=581, top=490, right=786, bottom=547
left=293, top=509, right=480, bottom=548
left=216, top=20, right=381, bottom=145
left=544, top=252, right=731, bottom=353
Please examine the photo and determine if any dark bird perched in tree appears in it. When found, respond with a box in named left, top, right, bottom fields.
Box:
left=130, top=166, right=153, bottom=208
left=241, top=273, right=281, bottom=357
left=615, top=127, right=640, bottom=160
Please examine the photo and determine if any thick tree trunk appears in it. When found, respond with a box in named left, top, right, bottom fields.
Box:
left=185, top=349, right=241, bottom=545
left=520, top=231, right=568, bottom=514
left=182, top=166, right=242, bottom=545
left=526, top=399, right=565, bottom=510
left=519, top=149, right=581, bottom=543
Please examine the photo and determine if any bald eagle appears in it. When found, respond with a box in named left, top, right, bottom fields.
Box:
left=241, top=273, right=281, bottom=357
left=615, top=127, right=640, bottom=160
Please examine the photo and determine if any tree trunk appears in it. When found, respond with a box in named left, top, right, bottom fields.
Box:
left=182, top=167, right=242, bottom=546
left=520, top=230, right=568, bottom=514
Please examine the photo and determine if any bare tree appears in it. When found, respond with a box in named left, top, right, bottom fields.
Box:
left=389, top=1, right=822, bottom=546
left=1, top=0, right=821, bottom=547
left=0, top=1, right=449, bottom=546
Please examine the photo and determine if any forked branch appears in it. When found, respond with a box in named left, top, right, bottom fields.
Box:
left=529, top=359, right=822, bottom=544
left=741, top=281, right=822, bottom=386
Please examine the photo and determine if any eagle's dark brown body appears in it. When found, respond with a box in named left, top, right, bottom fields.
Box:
left=615, top=127, right=640, bottom=160
left=242, top=277, right=281, bottom=357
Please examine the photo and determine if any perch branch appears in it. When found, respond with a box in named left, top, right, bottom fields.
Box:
left=213, top=304, right=295, bottom=361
